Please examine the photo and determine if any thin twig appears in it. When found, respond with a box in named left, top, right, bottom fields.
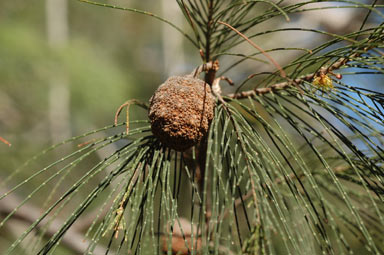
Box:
left=204, top=1, right=218, bottom=85
left=227, top=50, right=364, bottom=99
left=114, top=99, right=148, bottom=134
left=190, top=60, right=219, bottom=78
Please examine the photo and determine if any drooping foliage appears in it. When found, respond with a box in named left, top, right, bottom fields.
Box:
left=1, top=1, right=383, bottom=254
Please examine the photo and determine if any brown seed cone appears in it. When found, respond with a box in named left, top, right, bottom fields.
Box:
left=149, top=75, right=215, bottom=151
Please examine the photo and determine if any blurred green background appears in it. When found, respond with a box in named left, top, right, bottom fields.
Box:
left=0, top=0, right=202, bottom=169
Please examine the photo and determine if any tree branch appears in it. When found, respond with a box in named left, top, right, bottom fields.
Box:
left=227, top=49, right=366, bottom=99
left=0, top=187, right=107, bottom=254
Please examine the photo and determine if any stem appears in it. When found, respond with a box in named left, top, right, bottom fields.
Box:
left=228, top=50, right=365, bottom=99
left=204, top=0, right=217, bottom=85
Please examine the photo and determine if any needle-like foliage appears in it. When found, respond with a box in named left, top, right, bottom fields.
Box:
left=1, top=0, right=383, bottom=254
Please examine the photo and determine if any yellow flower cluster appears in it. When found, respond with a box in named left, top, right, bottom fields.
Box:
left=312, top=73, right=334, bottom=92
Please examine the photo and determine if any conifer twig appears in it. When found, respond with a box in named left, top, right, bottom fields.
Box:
left=227, top=50, right=367, bottom=99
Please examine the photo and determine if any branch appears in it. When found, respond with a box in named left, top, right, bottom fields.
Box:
left=0, top=187, right=107, bottom=255
left=227, top=49, right=366, bottom=99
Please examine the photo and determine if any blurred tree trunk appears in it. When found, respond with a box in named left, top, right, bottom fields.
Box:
left=46, top=0, right=71, bottom=143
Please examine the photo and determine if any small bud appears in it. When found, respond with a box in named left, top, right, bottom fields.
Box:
left=335, top=73, right=342, bottom=79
